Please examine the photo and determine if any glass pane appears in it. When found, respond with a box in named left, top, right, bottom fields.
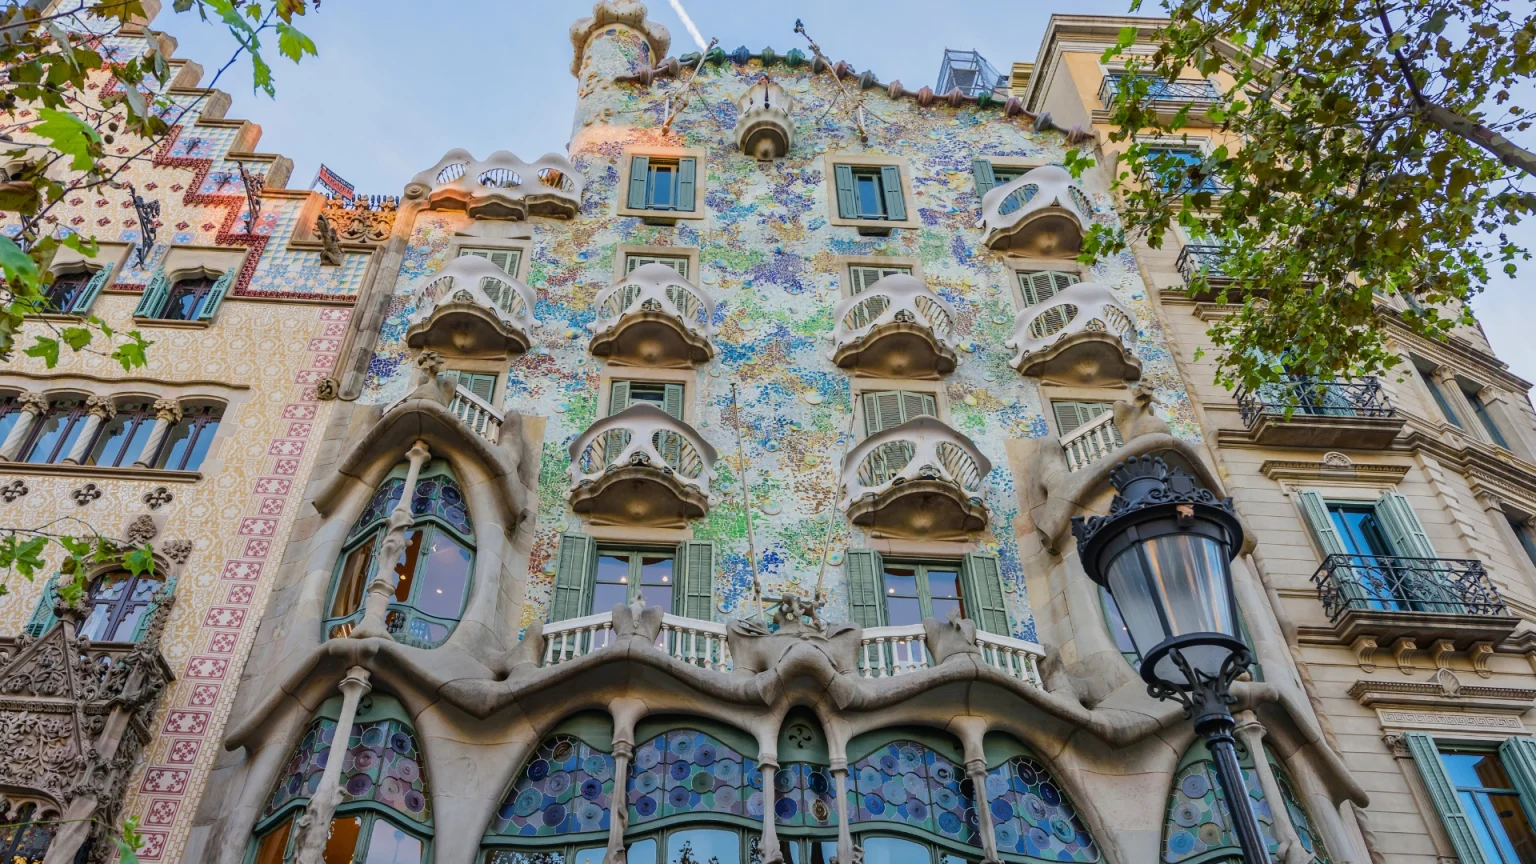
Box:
left=650, top=164, right=675, bottom=207
left=332, top=542, right=374, bottom=618
left=667, top=828, right=741, bottom=864
left=1100, top=587, right=1139, bottom=657
left=485, top=852, right=565, bottom=864
left=1489, top=791, right=1536, bottom=864
left=884, top=567, right=918, bottom=598
left=93, top=571, right=131, bottom=602
left=156, top=418, right=195, bottom=469
left=79, top=600, right=116, bottom=642
left=24, top=407, right=78, bottom=463
left=574, top=849, right=605, bottom=864
left=1443, top=752, right=1514, bottom=790
left=886, top=597, right=923, bottom=626
left=861, top=836, right=930, bottom=864
left=855, top=173, right=883, bottom=217
left=110, top=604, right=147, bottom=641
left=595, top=554, right=632, bottom=611
left=414, top=531, right=472, bottom=618
left=360, top=819, right=423, bottom=864
left=0, top=407, right=18, bottom=446
left=92, top=411, right=153, bottom=467
left=639, top=556, right=673, bottom=611
left=252, top=819, right=292, bottom=864
left=629, top=838, right=658, bottom=864
left=131, top=577, right=164, bottom=602
left=628, top=385, right=669, bottom=408
left=322, top=815, right=363, bottom=864
left=181, top=418, right=219, bottom=470
left=393, top=530, right=424, bottom=602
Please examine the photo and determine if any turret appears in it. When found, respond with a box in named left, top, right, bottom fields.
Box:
left=569, top=0, right=671, bottom=136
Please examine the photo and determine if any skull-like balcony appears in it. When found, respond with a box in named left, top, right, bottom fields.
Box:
left=829, top=274, right=958, bottom=379
left=734, top=78, right=793, bottom=160
left=408, top=149, right=583, bottom=220
left=588, top=263, right=716, bottom=367
left=1007, top=282, right=1141, bottom=385
left=840, top=417, right=991, bottom=540
left=405, top=256, right=541, bottom=359
left=568, top=404, right=717, bottom=527
left=979, top=165, right=1093, bottom=255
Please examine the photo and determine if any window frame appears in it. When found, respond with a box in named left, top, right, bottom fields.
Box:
left=616, top=147, right=707, bottom=221
left=850, top=379, right=949, bottom=440
left=614, top=244, right=701, bottom=286
left=78, top=568, right=166, bottom=643
left=823, top=154, right=920, bottom=232
left=835, top=255, right=922, bottom=301
left=452, top=240, right=530, bottom=282
left=879, top=558, right=965, bottom=626
left=20, top=396, right=91, bottom=464
left=88, top=400, right=158, bottom=468
left=155, top=404, right=223, bottom=472
left=591, top=545, right=678, bottom=615
left=1435, top=743, right=1536, bottom=864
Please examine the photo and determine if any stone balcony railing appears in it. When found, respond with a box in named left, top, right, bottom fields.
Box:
left=542, top=610, right=733, bottom=671
left=405, top=255, right=541, bottom=359
left=448, top=383, right=504, bottom=444
left=840, top=416, right=991, bottom=540
left=978, top=164, right=1093, bottom=255
left=1007, top=281, right=1142, bottom=385
left=829, top=273, right=958, bottom=378
left=589, top=262, right=717, bottom=367
left=567, top=403, right=717, bottom=526
left=407, top=148, right=583, bottom=220
left=1060, top=410, right=1125, bottom=472
left=1234, top=377, right=1405, bottom=449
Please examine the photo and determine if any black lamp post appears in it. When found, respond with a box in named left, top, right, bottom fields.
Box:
left=1071, top=456, right=1267, bottom=864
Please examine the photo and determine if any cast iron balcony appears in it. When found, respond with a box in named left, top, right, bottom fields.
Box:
left=1007, top=281, right=1141, bottom=385
left=829, top=273, right=958, bottom=379
left=588, top=262, right=717, bottom=367
left=1098, top=74, right=1219, bottom=108
left=405, top=256, right=540, bottom=359
left=567, top=403, right=717, bottom=527
left=408, top=149, right=583, bottom=220
left=1175, top=243, right=1230, bottom=283
left=840, top=416, right=991, bottom=540
left=978, top=165, right=1093, bottom=255
left=1235, top=377, right=1405, bottom=449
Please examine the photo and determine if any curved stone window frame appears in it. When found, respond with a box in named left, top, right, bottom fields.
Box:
left=483, top=713, right=618, bottom=850
left=323, top=459, right=476, bottom=648
left=77, top=567, right=169, bottom=643
left=1161, top=738, right=1331, bottom=864
left=251, top=693, right=434, bottom=864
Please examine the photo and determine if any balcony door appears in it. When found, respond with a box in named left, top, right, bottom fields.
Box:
left=1299, top=491, right=1462, bottom=615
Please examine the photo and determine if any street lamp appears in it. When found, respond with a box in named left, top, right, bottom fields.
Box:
left=1071, top=455, right=1267, bottom=864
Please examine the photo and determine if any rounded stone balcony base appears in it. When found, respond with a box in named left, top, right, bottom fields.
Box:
left=405, top=304, right=531, bottom=359
left=1016, top=329, right=1142, bottom=386
left=589, top=312, right=713, bottom=368
left=984, top=210, right=1084, bottom=255
left=846, top=479, right=987, bottom=540
left=833, top=322, right=957, bottom=380
left=569, top=466, right=710, bottom=528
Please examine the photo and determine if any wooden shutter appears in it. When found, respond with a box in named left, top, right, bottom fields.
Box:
left=901, top=391, right=936, bottom=421
left=676, top=157, right=697, bottom=212
left=609, top=381, right=631, bottom=416
left=460, top=247, right=521, bottom=278
left=1052, top=401, right=1091, bottom=434
left=1499, top=738, right=1536, bottom=834
left=674, top=540, right=715, bottom=620
left=195, top=268, right=235, bottom=322
left=627, top=255, right=688, bottom=278
left=1404, top=733, right=1492, bottom=864
left=880, top=166, right=906, bottom=221
left=1373, top=492, right=1438, bottom=559
left=134, top=271, right=170, bottom=318
left=834, top=164, right=857, bottom=219
left=130, top=575, right=177, bottom=642
left=661, top=383, right=685, bottom=421
left=453, top=372, right=496, bottom=403
left=863, top=391, right=906, bottom=435
left=24, top=574, right=61, bottom=637
left=1018, top=270, right=1080, bottom=307
left=844, top=549, right=886, bottom=628
left=1297, top=491, right=1349, bottom=557
left=71, top=268, right=112, bottom=314
left=550, top=532, right=597, bottom=621
left=972, top=158, right=997, bottom=200
left=627, top=155, right=651, bottom=209
left=959, top=553, right=1009, bottom=634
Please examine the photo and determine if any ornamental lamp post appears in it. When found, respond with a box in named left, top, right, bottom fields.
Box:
left=1071, top=455, right=1266, bottom=864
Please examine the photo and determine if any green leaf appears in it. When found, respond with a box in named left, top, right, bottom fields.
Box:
left=32, top=108, right=102, bottom=171
left=60, top=327, right=92, bottom=350
left=0, top=236, right=40, bottom=287
left=276, top=22, right=317, bottom=63
left=123, top=544, right=156, bottom=577
left=23, top=337, right=60, bottom=368
left=111, top=330, right=153, bottom=371
left=9, top=536, right=47, bottom=579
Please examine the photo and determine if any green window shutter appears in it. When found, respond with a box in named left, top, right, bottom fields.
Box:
left=1052, top=401, right=1091, bottom=435
left=674, top=540, right=715, bottom=620
left=849, top=266, right=875, bottom=295
left=863, top=391, right=906, bottom=435
left=662, top=383, right=685, bottom=421
left=834, top=164, right=857, bottom=219
left=134, top=271, right=170, bottom=318
left=1405, top=733, right=1492, bottom=864
left=901, top=391, right=936, bottom=421
left=627, top=155, right=651, bottom=209
left=609, top=381, right=631, bottom=416
left=1297, top=491, right=1349, bottom=556
left=1499, top=738, right=1536, bottom=833
left=880, top=165, right=906, bottom=221
left=195, top=268, right=235, bottom=322
left=844, top=549, right=886, bottom=628
left=959, top=553, right=1009, bottom=634
left=454, top=372, right=496, bottom=403
left=1373, top=491, right=1438, bottom=559
left=550, top=532, right=597, bottom=621
left=1018, top=270, right=1080, bottom=307
left=676, top=157, right=697, bottom=212
left=24, top=574, right=61, bottom=637
left=130, top=575, right=177, bottom=642
left=972, top=158, right=997, bottom=200
left=71, top=268, right=112, bottom=314
left=626, top=255, right=689, bottom=278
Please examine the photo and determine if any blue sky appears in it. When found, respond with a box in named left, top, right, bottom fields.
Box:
left=153, top=0, right=1536, bottom=384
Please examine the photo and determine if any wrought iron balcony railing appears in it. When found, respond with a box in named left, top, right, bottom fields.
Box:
left=1311, top=554, right=1507, bottom=623
left=1098, top=75, right=1220, bottom=109
left=1236, top=377, right=1397, bottom=427
left=1175, top=243, right=1229, bottom=282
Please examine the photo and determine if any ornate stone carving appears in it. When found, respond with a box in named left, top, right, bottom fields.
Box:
left=71, top=483, right=103, bottom=506
left=1381, top=733, right=1411, bottom=757
left=1352, top=634, right=1379, bottom=673
left=1469, top=641, right=1495, bottom=678
left=318, top=194, right=397, bottom=244
left=1433, top=667, right=1462, bottom=696
left=124, top=514, right=157, bottom=546
left=314, top=375, right=340, bottom=401
left=1429, top=638, right=1456, bottom=670
left=1321, top=451, right=1353, bottom=469
left=161, top=538, right=193, bottom=564
left=152, top=398, right=182, bottom=424
left=314, top=211, right=344, bottom=265
left=83, top=395, right=116, bottom=419
left=0, top=479, right=28, bottom=503
left=142, top=486, right=174, bottom=510
left=1391, top=636, right=1417, bottom=674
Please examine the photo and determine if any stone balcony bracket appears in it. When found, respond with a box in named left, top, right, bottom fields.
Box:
left=827, top=273, right=958, bottom=379
left=588, top=262, right=717, bottom=367
left=978, top=164, right=1093, bottom=255
left=734, top=78, right=794, bottom=160
left=406, top=148, right=584, bottom=220
left=567, top=403, right=718, bottom=527
left=405, top=255, right=541, bottom=359
left=1007, top=281, right=1142, bottom=385
left=839, top=416, right=991, bottom=540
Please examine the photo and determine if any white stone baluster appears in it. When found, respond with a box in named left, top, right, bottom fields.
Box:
left=63, top=395, right=114, bottom=464
left=132, top=399, right=183, bottom=468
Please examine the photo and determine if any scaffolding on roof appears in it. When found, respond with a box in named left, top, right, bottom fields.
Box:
left=936, top=48, right=1009, bottom=99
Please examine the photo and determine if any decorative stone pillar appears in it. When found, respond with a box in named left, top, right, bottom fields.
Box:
left=349, top=440, right=431, bottom=640
left=0, top=392, right=48, bottom=460
left=1478, top=386, right=1536, bottom=460
left=1235, top=715, right=1309, bottom=863
left=131, top=399, right=183, bottom=468
left=605, top=697, right=646, bottom=864
left=63, top=396, right=115, bottom=464
left=831, top=761, right=855, bottom=864
left=293, top=666, right=372, bottom=864
left=759, top=757, right=784, bottom=864
left=1433, top=367, right=1479, bottom=436
left=952, top=718, right=1000, bottom=864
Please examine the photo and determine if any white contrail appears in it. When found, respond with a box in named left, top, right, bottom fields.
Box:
left=668, top=0, right=708, bottom=52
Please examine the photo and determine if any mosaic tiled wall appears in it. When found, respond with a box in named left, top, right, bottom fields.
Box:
left=360, top=25, right=1203, bottom=642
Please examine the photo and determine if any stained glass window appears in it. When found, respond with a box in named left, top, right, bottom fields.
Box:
left=1161, top=742, right=1328, bottom=864
left=629, top=730, right=762, bottom=825
left=850, top=741, right=977, bottom=847
left=349, top=469, right=474, bottom=542
left=984, top=755, right=1099, bottom=862
left=775, top=762, right=837, bottom=827
left=493, top=735, right=615, bottom=837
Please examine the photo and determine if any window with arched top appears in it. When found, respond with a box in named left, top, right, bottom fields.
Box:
left=41, top=266, right=110, bottom=314
left=0, top=803, right=55, bottom=864
left=325, top=461, right=475, bottom=648
left=21, top=396, right=90, bottom=464
left=252, top=693, right=432, bottom=864
left=133, top=267, right=234, bottom=322
left=155, top=403, right=222, bottom=471
left=1162, top=739, right=1330, bottom=863
left=89, top=400, right=157, bottom=467
left=24, top=567, right=178, bottom=642
left=980, top=734, right=1100, bottom=862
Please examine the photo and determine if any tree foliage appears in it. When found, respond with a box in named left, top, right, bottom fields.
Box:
left=1085, top=0, right=1536, bottom=391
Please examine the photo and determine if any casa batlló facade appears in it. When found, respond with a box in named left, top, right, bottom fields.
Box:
left=1, top=3, right=1535, bottom=864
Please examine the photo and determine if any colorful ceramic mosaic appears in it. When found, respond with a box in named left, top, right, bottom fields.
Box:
left=1274, top=764, right=1331, bottom=863
left=261, top=713, right=432, bottom=825
left=492, top=736, right=615, bottom=837
left=628, top=730, right=762, bottom=824
left=775, top=762, right=837, bottom=828
left=851, top=741, right=977, bottom=847
left=985, top=755, right=1099, bottom=862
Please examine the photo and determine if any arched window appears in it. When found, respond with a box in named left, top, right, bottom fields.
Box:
left=326, top=461, right=475, bottom=648
left=849, top=737, right=976, bottom=848
left=982, top=734, right=1100, bottom=862
left=42, top=267, right=108, bottom=313
left=252, top=693, right=432, bottom=864
left=134, top=267, right=233, bottom=322
left=0, top=803, right=56, bottom=864
left=78, top=568, right=171, bottom=642
left=156, top=403, right=222, bottom=471
left=1162, top=739, right=1331, bottom=863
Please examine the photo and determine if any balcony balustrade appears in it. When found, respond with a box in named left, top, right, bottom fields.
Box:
left=1007, top=281, right=1141, bottom=385
left=840, top=416, right=991, bottom=540
left=448, top=383, right=503, bottom=444
left=589, top=262, right=716, bottom=367
left=734, top=78, right=793, bottom=160
left=405, top=255, right=540, bottom=359
left=1235, top=377, right=1405, bottom=448
left=567, top=403, right=717, bottom=527
left=1060, top=410, right=1125, bottom=472
left=408, top=148, right=583, bottom=220
left=829, top=273, right=957, bottom=378
left=978, top=164, right=1094, bottom=254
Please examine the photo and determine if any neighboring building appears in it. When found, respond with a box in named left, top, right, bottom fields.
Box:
left=1024, top=13, right=1536, bottom=864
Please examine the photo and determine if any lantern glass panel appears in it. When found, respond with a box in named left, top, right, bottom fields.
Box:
left=1106, top=531, right=1236, bottom=682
